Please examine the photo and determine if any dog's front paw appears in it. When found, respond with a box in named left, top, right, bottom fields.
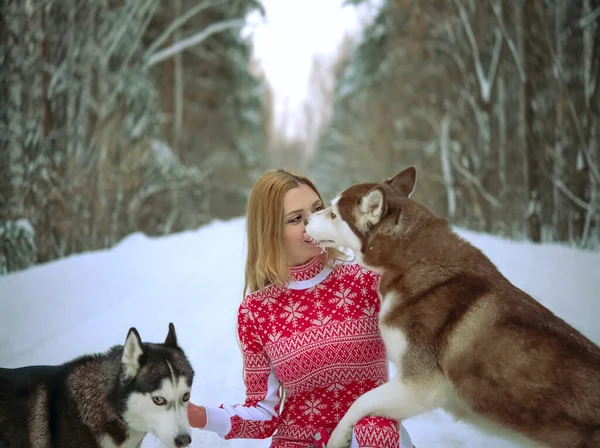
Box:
left=325, top=425, right=353, bottom=448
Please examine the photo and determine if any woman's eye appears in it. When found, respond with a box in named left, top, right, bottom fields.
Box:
left=289, top=216, right=301, bottom=223
left=314, top=205, right=324, bottom=212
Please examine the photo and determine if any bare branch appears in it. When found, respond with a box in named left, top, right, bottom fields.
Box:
left=579, top=6, right=600, bottom=28
left=487, top=30, right=503, bottom=99
left=127, top=169, right=213, bottom=227
left=534, top=0, right=600, bottom=185
left=552, top=177, right=597, bottom=212
left=145, top=0, right=228, bottom=57
left=454, top=0, right=485, bottom=86
left=489, top=0, right=526, bottom=82
left=148, top=18, right=245, bottom=67
left=107, top=2, right=158, bottom=57
left=451, top=153, right=501, bottom=208
left=427, top=41, right=470, bottom=85
left=454, top=0, right=503, bottom=102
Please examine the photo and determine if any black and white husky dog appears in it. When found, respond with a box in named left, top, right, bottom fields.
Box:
left=0, top=323, right=195, bottom=448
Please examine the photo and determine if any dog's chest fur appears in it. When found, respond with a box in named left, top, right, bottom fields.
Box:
left=100, top=429, right=145, bottom=448
left=377, top=290, right=409, bottom=375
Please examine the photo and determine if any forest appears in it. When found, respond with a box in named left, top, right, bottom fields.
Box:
left=311, top=0, right=600, bottom=251
left=1, top=0, right=598, bottom=275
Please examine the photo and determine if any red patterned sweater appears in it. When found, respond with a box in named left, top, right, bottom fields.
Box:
left=203, top=255, right=414, bottom=448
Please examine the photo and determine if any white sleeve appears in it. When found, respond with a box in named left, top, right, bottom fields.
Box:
left=202, top=365, right=281, bottom=438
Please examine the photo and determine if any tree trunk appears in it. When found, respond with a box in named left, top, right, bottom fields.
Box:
left=163, top=3, right=175, bottom=147
left=524, top=0, right=542, bottom=242
left=440, top=115, right=456, bottom=218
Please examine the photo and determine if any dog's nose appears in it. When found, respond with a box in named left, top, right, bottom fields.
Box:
left=174, top=434, right=192, bottom=447
left=304, top=217, right=309, bottom=226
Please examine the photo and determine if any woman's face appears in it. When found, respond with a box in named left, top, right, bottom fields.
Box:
left=282, top=183, right=324, bottom=266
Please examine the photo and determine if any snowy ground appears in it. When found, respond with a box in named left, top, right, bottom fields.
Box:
left=1, top=217, right=599, bottom=447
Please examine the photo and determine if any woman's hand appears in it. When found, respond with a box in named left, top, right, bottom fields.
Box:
left=188, top=402, right=207, bottom=428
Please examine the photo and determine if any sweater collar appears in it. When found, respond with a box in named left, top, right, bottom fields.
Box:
left=288, top=255, right=326, bottom=282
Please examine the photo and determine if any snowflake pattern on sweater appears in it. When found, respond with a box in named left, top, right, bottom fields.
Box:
left=205, top=256, right=413, bottom=448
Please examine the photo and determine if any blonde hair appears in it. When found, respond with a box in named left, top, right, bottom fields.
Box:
left=243, top=168, right=346, bottom=296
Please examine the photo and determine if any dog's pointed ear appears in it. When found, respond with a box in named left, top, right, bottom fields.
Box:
left=384, top=166, right=416, bottom=197
left=121, top=327, right=144, bottom=384
left=164, top=322, right=178, bottom=348
left=359, top=186, right=387, bottom=226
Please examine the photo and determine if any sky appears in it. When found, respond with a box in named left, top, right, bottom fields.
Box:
left=243, top=0, right=383, bottom=142
left=1, top=217, right=599, bottom=447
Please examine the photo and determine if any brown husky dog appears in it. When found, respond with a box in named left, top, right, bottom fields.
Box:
left=305, top=167, right=600, bottom=448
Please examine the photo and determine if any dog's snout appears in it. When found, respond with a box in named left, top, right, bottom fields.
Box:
left=174, top=434, right=192, bottom=447
left=303, top=217, right=309, bottom=226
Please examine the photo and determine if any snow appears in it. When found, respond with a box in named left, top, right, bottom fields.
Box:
left=1, top=217, right=599, bottom=447
left=0, top=218, right=34, bottom=238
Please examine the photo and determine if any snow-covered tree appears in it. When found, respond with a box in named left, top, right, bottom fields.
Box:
left=312, top=0, right=600, bottom=249
left=0, top=0, right=268, bottom=274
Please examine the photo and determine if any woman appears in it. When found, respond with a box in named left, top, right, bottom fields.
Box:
left=188, top=169, right=414, bottom=448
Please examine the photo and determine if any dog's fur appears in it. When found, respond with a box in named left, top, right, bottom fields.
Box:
left=0, top=323, right=194, bottom=448
left=305, top=167, right=600, bottom=448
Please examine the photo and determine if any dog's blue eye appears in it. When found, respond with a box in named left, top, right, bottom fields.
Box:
left=152, top=396, right=167, bottom=406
